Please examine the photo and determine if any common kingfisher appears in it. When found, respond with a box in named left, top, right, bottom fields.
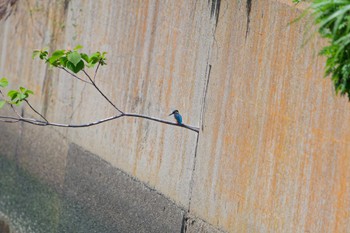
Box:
left=169, top=110, right=182, bottom=124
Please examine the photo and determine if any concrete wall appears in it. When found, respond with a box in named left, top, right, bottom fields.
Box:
left=1, top=0, right=350, bottom=232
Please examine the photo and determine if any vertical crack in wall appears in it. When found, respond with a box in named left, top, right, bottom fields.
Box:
left=201, top=64, right=212, bottom=131
left=183, top=2, right=219, bottom=232
left=183, top=132, right=200, bottom=233
left=209, top=0, right=221, bottom=28
left=180, top=214, right=187, bottom=233
left=245, top=0, right=252, bottom=39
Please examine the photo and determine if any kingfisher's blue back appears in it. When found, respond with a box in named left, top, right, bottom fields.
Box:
left=174, top=112, right=182, bottom=124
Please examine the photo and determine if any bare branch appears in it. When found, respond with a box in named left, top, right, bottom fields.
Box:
left=59, top=67, right=92, bottom=85
left=46, top=113, right=199, bottom=132
left=0, top=112, right=199, bottom=133
left=82, top=69, right=124, bottom=114
left=24, top=99, right=48, bottom=123
left=123, top=113, right=199, bottom=133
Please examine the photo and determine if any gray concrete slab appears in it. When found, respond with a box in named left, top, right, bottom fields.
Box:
left=63, top=143, right=185, bottom=233
left=16, top=124, right=68, bottom=193
left=0, top=108, right=21, bottom=160
left=184, top=214, right=226, bottom=233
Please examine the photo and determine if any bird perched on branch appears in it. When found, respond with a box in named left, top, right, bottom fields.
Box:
left=169, top=110, right=182, bottom=125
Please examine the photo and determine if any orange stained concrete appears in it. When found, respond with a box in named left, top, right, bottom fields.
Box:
left=1, top=0, right=350, bottom=232
left=191, top=1, right=350, bottom=232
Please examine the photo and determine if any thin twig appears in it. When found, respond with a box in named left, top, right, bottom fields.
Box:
left=60, top=67, right=92, bottom=85
left=0, top=90, right=22, bottom=118
left=24, top=99, right=48, bottom=123
left=82, top=69, right=124, bottom=114
left=93, top=63, right=100, bottom=82
left=0, top=116, right=37, bottom=123
left=46, top=115, right=123, bottom=127
left=0, top=114, right=122, bottom=127
left=0, top=118, right=19, bottom=123
left=9, top=104, right=22, bottom=118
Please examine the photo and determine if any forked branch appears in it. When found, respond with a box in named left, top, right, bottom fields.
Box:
left=0, top=47, right=200, bottom=134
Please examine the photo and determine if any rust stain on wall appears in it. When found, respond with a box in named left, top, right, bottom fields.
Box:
left=192, top=0, right=350, bottom=232
left=1, top=0, right=350, bottom=232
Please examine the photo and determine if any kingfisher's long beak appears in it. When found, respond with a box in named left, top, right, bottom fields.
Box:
left=169, top=112, right=174, bottom=116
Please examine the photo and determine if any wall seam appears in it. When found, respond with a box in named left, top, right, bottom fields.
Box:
left=183, top=1, right=220, bottom=231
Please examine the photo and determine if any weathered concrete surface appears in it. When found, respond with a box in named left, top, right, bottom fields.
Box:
left=17, top=123, right=68, bottom=192
left=0, top=107, right=20, bottom=160
left=0, top=0, right=214, bottom=208
left=59, top=0, right=215, bottom=208
left=1, top=0, right=350, bottom=233
left=63, top=143, right=184, bottom=233
left=191, top=1, right=350, bottom=232
left=184, top=214, right=226, bottom=233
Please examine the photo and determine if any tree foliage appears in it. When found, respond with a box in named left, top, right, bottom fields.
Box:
left=294, top=0, right=350, bottom=99
left=312, top=0, right=350, bottom=99
left=32, top=45, right=107, bottom=73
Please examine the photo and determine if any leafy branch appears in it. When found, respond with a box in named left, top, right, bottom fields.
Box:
left=293, top=0, right=350, bottom=99
left=312, top=0, right=350, bottom=99
left=0, top=46, right=199, bottom=133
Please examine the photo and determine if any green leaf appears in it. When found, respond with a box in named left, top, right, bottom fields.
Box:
left=88, top=53, right=100, bottom=67
left=0, top=77, right=8, bottom=88
left=18, top=92, right=26, bottom=101
left=48, top=50, right=65, bottom=65
left=66, top=61, right=75, bottom=73
left=81, top=53, right=90, bottom=63
left=7, top=90, right=18, bottom=101
left=0, top=100, right=5, bottom=109
left=19, top=86, right=26, bottom=93
left=59, top=57, right=68, bottom=67
left=32, top=50, right=41, bottom=59
left=66, top=60, right=85, bottom=73
left=73, top=44, right=83, bottom=51
left=100, top=58, right=107, bottom=66
left=25, top=89, right=34, bottom=95
left=39, top=51, right=48, bottom=60
left=67, top=51, right=82, bottom=66
left=75, top=60, right=85, bottom=73
left=51, top=50, right=65, bottom=58
left=33, top=49, right=48, bottom=60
